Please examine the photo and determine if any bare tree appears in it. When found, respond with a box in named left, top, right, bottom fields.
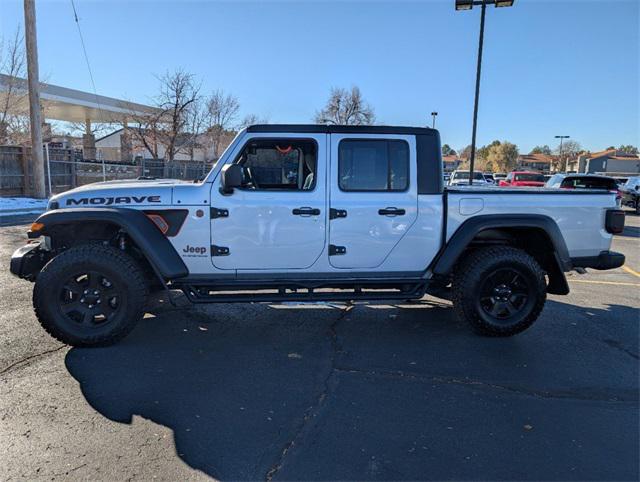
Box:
left=554, top=140, right=582, bottom=171
left=65, top=121, right=112, bottom=138
left=314, top=86, right=375, bottom=125
left=158, top=69, right=200, bottom=162
left=182, top=97, right=207, bottom=161
left=204, top=89, right=240, bottom=158
left=239, top=113, right=269, bottom=129
left=0, top=27, right=29, bottom=144
left=128, top=110, right=162, bottom=160
left=127, top=69, right=200, bottom=162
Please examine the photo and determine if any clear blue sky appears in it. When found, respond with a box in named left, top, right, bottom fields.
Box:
left=2, top=0, right=638, bottom=153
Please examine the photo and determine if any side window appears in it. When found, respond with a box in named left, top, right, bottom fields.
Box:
left=338, top=139, right=409, bottom=192
left=234, top=139, right=317, bottom=191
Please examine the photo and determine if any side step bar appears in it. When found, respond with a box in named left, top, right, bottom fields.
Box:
left=180, top=282, right=428, bottom=304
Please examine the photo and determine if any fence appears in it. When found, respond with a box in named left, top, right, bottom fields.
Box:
left=0, top=145, right=214, bottom=197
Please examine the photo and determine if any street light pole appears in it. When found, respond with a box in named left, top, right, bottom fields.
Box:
left=468, top=1, right=486, bottom=185
left=455, top=0, right=515, bottom=185
left=431, top=111, right=438, bottom=129
left=555, top=135, right=570, bottom=172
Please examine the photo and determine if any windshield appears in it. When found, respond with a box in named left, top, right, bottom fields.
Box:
left=514, top=173, right=545, bottom=182
left=545, top=174, right=565, bottom=187
left=454, top=171, right=485, bottom=180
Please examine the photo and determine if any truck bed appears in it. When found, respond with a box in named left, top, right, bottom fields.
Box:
left=445, top=188, right=617, bottom=258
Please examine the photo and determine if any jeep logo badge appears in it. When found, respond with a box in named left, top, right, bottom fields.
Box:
left=182, top=245, right=207, bottom=257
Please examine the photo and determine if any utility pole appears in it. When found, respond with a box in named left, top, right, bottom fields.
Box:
left=24, top=0, right=46, bottom=198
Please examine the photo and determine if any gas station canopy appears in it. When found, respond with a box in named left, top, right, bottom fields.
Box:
left=0, top=74, right=159, bottom=123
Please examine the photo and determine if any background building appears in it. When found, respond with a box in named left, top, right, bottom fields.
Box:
left=567, top=149, right=640, bottom=175
left=442, top=154, right=462, bottom=173
left=516, top=153, right=554, bottom=173
left=96, top=128, right=208, bottom=163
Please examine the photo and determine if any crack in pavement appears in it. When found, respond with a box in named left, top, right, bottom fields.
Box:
left=332, top=366, right=638, bottom=403
left=0, top=345, right=66, bottom=377
left=264, top=302, right=353, bottom=481
left=603, top=338, right=639, bottom=360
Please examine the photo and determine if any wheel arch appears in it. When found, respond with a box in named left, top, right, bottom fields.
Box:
left=31, top=208, right=188, bottom=280
left=432, top=214, right=571, bottom=295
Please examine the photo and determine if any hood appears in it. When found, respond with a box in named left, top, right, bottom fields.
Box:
left=49, top=178, right=190, bottom=210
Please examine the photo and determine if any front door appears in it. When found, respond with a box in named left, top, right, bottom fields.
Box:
left=210, top=134, right=326, bottom=270
left=328, top=134, right=418, bottom=269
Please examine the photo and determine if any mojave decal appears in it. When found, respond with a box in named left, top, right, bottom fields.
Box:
left=65, top=196, right=162, bottom=206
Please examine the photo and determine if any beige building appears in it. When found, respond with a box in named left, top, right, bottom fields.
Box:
left=516, top=153, right=555, bottom=173
left=442, top=154, right=462, bottom=172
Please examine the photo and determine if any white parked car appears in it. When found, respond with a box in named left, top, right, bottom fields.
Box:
left=448, top=170, right=489, bottom=186
left=10, top=124, right=625, bottom=346
left=545, top=173, right=566, bottom=188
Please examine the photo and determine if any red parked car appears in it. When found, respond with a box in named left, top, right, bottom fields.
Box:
left=499, top=171, right=546, bottom=187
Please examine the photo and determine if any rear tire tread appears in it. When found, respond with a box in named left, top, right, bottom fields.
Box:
left=452, top=246, right=546, bottom=337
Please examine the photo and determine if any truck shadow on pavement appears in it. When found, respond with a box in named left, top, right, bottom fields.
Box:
left=64, top=297, right=639, bottom=481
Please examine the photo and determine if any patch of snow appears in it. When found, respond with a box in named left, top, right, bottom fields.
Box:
left=0, top=196, right=48, bottom=213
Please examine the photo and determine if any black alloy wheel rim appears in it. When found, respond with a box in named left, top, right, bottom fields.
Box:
left=57, top=271, right=122, bottom=327
left=477, top=267, right=533, bottom=323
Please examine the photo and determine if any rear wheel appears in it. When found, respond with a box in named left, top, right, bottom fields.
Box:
left=33, top=243, right=148, bottom=347
left=452, top=246, right=546, bottom=336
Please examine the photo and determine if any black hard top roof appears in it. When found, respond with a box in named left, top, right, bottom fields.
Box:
left=246, top=124, right=438, bottom=135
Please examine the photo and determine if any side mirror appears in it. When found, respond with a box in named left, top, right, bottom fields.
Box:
left=220, top=164, right=243, bottom=194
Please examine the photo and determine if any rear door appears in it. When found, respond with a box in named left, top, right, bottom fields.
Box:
left=328, top=134, right=418, bottom=269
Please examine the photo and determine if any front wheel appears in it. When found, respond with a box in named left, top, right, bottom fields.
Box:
left=33, top=243, right=148, bottom=347
left=452, top=246, right=547, bottom=337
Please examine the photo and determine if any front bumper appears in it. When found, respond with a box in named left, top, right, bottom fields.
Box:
left=571, top=251, right=626, bottom=271
left=10, top=241, right=50, bottom=281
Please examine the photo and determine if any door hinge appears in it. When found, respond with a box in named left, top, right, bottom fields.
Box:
left=211, top=245, right=230, bottom=256
left=329, top=208, right=347, bottom=220
left=329, top=244, right=346, bottom=256
left=210, top=207, right=229, bottom=218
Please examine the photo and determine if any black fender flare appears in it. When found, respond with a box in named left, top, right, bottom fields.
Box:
left=31, top=208, right=188, bottom=280
left=431, top=214, right=571, bottom=294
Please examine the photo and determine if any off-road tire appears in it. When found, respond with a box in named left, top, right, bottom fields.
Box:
left=452, top=246, right=546, bottom=337
left=33, top=243, right=148, bottom=347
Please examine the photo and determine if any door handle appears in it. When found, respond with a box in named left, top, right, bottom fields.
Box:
left=292, top=207, right=321, bottom=216
left=378, top=207, right=405, bottom=216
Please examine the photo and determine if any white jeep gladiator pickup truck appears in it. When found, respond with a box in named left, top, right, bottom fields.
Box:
left=10, top=125, right=626, bottom=346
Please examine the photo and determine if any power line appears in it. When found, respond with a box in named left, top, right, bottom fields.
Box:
left=69, top=0, right=105, bottom=125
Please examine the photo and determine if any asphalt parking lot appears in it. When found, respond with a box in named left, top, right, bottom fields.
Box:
left=1, top=212, right=638, bottom=481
